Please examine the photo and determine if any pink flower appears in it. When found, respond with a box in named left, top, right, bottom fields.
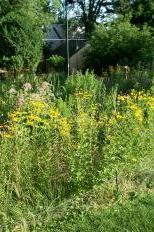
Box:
left=40, top=82, right=50, bottom=90
left=17, top=95, right=25, bottom=106
left=31, top=93, right=42, bottom=101
left=22, top=83, right=32, bottom=91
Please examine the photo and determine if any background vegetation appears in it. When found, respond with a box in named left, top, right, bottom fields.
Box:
left=85, top=21, right=154, bottom=73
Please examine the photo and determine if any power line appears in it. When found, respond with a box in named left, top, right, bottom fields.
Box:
left=43, top=39, right=86, bottom=41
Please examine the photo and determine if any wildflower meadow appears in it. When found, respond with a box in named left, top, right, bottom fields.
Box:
left=0, top=0, right=154, bottom=230
left=0, top=71, right=154, bottom=231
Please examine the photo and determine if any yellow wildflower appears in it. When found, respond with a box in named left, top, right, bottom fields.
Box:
left=116, top=113, right=125, bottom=120
left=2, top=133, right=13, bottom=139
left=30, top=100, right=47, bottom=108
left=9, top=111, right=22, bottom=122
left=29, top=100, right=48, bottom=114
left=26, top=115, right=41, bottom=122
left=117, top=95, right=127, bottom=102
left=128, top=104, right=143, bottom=122
left=50, top=108, right=60, bottom=118
left=130, top=89, right=138, bottom=99
left=58, top=117, right=70, bottom=138
left=134, top=110, right=143, bottom=122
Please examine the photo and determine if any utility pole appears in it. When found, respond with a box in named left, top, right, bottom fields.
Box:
left=65, top=1, right=70, bottom=76
left=65, top=0, right=77, bottom=76
left=65, top=0, right=70, bottom=77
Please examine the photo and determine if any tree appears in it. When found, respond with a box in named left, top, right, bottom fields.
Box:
left=85, top=21, right=154, bottom=74
left=0, top=0, right=51, bottom=71
left=112, top=0, right=154, bottom=28
left=72, top=0, right=113, bottom=35
left=52, top=0, right=112, bottom=36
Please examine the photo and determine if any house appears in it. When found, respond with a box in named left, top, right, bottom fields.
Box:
left=42, top=24, right=87, bottom=73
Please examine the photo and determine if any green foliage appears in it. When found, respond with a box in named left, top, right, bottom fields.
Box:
left=85, top=21, right=154, bottom=73
left=64, top=71, right=103, bottom=96
left=48, top=55, right=65, bottom=71
left=112, top=0, right=154, bottom=28
left=0, top=0, right=51, bottom=71
left=49, top=193, right=154, bottom=232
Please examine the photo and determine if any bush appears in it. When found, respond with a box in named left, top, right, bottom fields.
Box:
left=1, top=72, right=154, bottom=198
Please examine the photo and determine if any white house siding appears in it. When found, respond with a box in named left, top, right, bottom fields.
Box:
left=70, top=45, right=88, bottom=73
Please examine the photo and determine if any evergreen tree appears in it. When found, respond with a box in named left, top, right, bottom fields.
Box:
left=0, top=0, right=51, bottom=71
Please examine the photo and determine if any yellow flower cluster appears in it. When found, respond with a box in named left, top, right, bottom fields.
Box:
left=4, top=98, right=73, bottom=139
left=0, top=124, right=18, bottom=139
left=26, top=115, right=42, bottom=126
left=30, top=100, right=48, bottom=109
left=118, top=90, right=151, bottom=103
left=9, top=111, right=23, bottom=123
left=108, top=111, right=125, bottom=126
left=130, top=89, right=139, bottom=100
left=117, top=90, right=154, bottom=123
left=130, top=90, right=154, bottom=106
left=2, top=87, right=154, bottom=140
left=117, top=95, right=128, bottom=102
left=116, top=112, right=125, bottom=120
left=50, top=108, right=60, bottom=118
left=74, top=91, right=93, bottom=99
left=58, top=117, right=70, bottom=138
left=2, top=133, right=13, bottom=139
left=29, top=100, right=48, bottom=114
left=128, top=103, right=143, bottom=122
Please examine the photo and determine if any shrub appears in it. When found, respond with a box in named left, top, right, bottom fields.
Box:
left=48, top=55, right=65, bottom=72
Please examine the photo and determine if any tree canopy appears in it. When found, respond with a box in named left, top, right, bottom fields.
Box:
left=74, top=0, right=112, bottom=35
left=112, top=0, right=154, bottom=28
left=52, top=0, right=112, bottom=36
left=85, top=21, right=154, bottom=73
